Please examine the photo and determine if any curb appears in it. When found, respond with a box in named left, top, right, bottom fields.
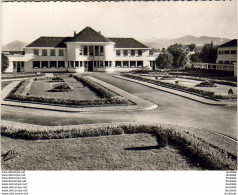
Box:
left=114, top=75, right=237, bottom=106
left=1, top=76, right=158, bottom=113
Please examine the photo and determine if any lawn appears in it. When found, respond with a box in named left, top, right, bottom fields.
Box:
left=1, top=134, right=202, bottom=170
left=1, top=81, right=13, bottom=89
left=28, top=77, right=101, bottom=101
left=142, top=76, right=237, bottom=96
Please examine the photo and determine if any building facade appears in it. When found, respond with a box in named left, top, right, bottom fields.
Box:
left=4, top=27, right=158, bottom=73
left=191, top=39, right=237, bottom=77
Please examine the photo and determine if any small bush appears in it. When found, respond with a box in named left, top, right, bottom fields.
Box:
left=196, top=80, right=216, bottom=87
left=51, top=83, right=71, bottom=92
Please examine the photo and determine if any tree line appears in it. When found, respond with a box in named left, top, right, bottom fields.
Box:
left=155, top=42, right=217, bottom=69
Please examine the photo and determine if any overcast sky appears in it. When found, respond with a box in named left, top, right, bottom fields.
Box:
left=2, top=1, right=237, bottom=45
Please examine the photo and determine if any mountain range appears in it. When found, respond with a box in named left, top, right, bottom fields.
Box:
left=141, top=35, right=231, bottom=50
left=1, top=36, right=232, bottom=51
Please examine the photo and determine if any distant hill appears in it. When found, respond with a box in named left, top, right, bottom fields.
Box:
left=142, top=35, right=231, bottom=50
left=2, top=41, right=28, bottom=51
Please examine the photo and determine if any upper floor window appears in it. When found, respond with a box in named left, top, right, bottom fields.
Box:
left=50, top=50, right=55, bottom=56
left=89, top=46, right=94, bottom=56
left=34, top=49, right=39, bottom=56
left=59, top=49, right=64, bottom=56
left=131, top=50, right=135, bottom=56
left=100, top=46, right=104, bottom=56
left=116, top=50, right=121, bottom=56
left=231, top=50, right=236, bottom=54
left=123, top=50, right=128, bottom=56
left=218, top=51, right=223, bottom=54
left=83, top=46, right=88, bottom=56
left=138, top=50, right=142, bottom=56
left=42, top=49, right=47, bottom=56
left=79, top=47, right=82, bottom=56
left=224, top=50, right=229, bottom=54
left=95, top=46, right=99, bottom=56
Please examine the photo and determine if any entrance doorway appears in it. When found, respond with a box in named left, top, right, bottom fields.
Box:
left=88, top=61, right=93, bottom=71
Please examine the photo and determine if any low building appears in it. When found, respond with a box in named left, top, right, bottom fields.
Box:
left=3, top=27, right=158, bottom=73
left=191, top=39, right=237, bottom=77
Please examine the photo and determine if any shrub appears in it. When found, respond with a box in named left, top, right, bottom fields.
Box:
left=196, top=80, right=216, bottom=87
left=51, top=83, right=71, bottom=92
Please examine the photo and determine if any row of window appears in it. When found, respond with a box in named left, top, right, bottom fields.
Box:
left=80, top=46, right=104, bottom=56
left=218, top=61, right=236, bottom=64
left=116, top=50, right=143, bottom=56
left=68, top=61, right=112, bottom=68
left=115, top=61, right=143, bottom=67
left=218, top=50, right=237, bottom=54
left=33, top=61, right=66, bottom=68
left=34, top=49, right=64, bottom=56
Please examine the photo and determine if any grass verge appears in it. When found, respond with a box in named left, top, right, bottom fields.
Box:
left=1, top=122, right=236, bottom=170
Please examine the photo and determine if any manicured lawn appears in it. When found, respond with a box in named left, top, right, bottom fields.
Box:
left=143, top=76, right=237, bottom=96
left=28, top=77, right=101, bottom=101
left=1, top=134, right=202, bottom=170
left=1, top=81, right=13, bottom=89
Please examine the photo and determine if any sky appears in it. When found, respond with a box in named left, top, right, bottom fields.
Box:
left=1, top=1, right=237, bottom=45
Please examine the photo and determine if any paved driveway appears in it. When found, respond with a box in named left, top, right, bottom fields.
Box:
left=1, top=73, right=237, bottom=139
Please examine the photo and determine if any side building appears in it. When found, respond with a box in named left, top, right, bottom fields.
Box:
left=192, top=39, right=237, bottom=77
left=3, top=27, right=159, bottom=73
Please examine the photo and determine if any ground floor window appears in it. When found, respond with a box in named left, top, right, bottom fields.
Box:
left=137, top=61, right=143, bottom=67
left=50, top=61, right=57, bottom=68
left=75, top=61, right=79, bottom=68
left=58, top=61, right=65, bottom=68
left=42, top=61, right=48, bottom=68
left=116, top=61, right=121, bottom=67
left=130, top=61, right=136, bottom=67
left=69, top=61, right=74, bottom=68
left=105, top=61, right=108, bottom=67
left=33, top=61, right=40, bottom=68
left=123, top=61, right=129, bottom=67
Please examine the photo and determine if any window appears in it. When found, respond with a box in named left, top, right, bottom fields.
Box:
left=42, top=49, right=47, bottom=56
left=79, top=47, right=82, bottom=56
left=224, top=51, right=229, bottom=54
left=116, top=50, right=121, bottom=56
left=95, top=46, right=99, bottom=56
left=100, top=46, right=104, bottom=56
left=99, top=61, right=104, bottom=68
left=80, top=61, right=83, bottom=67
left=94, top=61, right=97, bottom=67
left=41, top=61, right=48, bottom=68
left=34, top=49, right=39, bottom=56
left=89, top=46, right=94, bottom=56
left=123, top=61, right=128, bottom=67
left=218, top=61, right=223, bottom=64
left=13, top=62, right=17, bottom=69
left=137, top=61, right=143, bottom=67
left=33, top=61, right=40, bottom=68
left=75, top=61, right=79, bottom=68
left=224, top=61, right=229, bottom=64
left=231, top=50, right=236, bottom=54
left=149, top=50, right=153, bottom=55
left=21, top=62, right=24, bottom=69
left=50, top=50, right=55, bottom=56
left=50, top=61, right=57, bottom=68
left=109, top=61, right=112, bottom=67
left=116, top=61, right=121, bottom=67
left=218, top=51, right=223, bottom=54
left=123, top=50, right=128, bottom=56
left=131, top=50, right=135, bottom=56
left=69, top=61, right=74, bottom=68
left=58, top=61, right=65, bottom=68
left=138, top=50, right=142, bottom=56
left=83, top=46, right=88, bottom=56
left=130, top=61, right=136, bottom=67
left=59, top=50, right=64, bottom=56
left=105, top=61, right=108, bottom=67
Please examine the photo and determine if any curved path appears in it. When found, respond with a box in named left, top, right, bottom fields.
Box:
left=1, top=73, right=237, bottom=140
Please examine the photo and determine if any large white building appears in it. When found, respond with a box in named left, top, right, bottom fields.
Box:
left=4, top=27, right=159, bottom=73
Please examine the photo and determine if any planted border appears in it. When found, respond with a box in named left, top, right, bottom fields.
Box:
left=1, top=123, right=236, bottom=170
left=123, top=73, right=237, bottom=100
left=5, top=77, right=130, bottom=106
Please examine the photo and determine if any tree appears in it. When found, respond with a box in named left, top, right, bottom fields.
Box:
left=155, top=51, right=173, bottom=69
left=1, top=53, right=9, bottom=72
left=167, top=43, right=188, bottom=69
left=199, top=42, right=217, bottom=63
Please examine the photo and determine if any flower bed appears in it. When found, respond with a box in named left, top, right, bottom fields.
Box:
left=2, top=73, right=44, bottom=79
left=50, top=83, right=72, bottom=92
left=195, top=80, right=216, bottom=87
left=6, top=77, right=130, bottom=106
left=1, top=122, right=236, bottom=170
left=123, top=74, right=236, bottom=100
